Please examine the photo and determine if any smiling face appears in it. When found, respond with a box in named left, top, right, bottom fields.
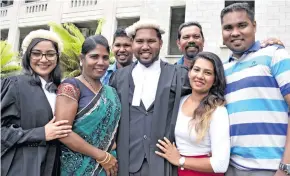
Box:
left=81, top=44, right=110, bottom=80
left=132, top=28, right=163, bottom=66
left=29, top=40, right=58, bottom=81
left=177, top=25, right=204, bottom=60
left=112, top=36, right=133, bottom=67
left=189, top=58, right=215, bottom=95
left=222, top=10, right=256, bottom=55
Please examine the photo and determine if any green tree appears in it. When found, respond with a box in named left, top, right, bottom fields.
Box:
left=0, top=41, right=22, bottom=78
left=48, top=19, right=114, bottom=78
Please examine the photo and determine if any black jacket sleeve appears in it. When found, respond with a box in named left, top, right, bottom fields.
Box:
left=178, top=66, right=192, bottom=96
left=109, top=71, right=117, bottom=89
left=1, top=77, right=45, bottom=156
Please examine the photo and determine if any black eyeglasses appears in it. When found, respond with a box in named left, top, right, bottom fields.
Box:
left=30, top=51, right=58, bottom=61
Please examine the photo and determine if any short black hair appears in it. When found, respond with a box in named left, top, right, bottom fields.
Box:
left=81, top=34, right=110, bottom=55
left=177, top=21, right=204, bottom=40
left=132, top=28, right=162, bottom=40
left=22, top=38, right=62, bottom=90
left=220, top=2, right=255, bottom=23
left=113, top=28, right=131, bottom=43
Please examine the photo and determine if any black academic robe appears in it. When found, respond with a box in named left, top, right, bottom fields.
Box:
left=110, top=61, right=191, bottom=176
left=1, top=75, right=60, bottom=176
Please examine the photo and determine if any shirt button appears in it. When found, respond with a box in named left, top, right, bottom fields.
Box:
left=145, top=112, right=148, bottom=116
left=143, top=135, right=147, bottom=140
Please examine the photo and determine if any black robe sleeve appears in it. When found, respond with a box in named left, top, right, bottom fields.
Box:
left=109, top=71, right=117, bottom=89
left=178, top=66, right=192, bottom=96
left=1, top=77, right=46, bottom=156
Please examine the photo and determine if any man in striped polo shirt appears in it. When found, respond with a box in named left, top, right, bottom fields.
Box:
left=221, top=3, right=290, bottom=176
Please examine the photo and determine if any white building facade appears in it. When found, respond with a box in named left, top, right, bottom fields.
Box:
left=1, top=0, right=289, bottom=62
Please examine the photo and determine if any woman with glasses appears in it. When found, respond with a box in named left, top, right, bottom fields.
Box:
left=55, top=35, right=120, bottom=176
left=1, top=29, right=72, bottom=176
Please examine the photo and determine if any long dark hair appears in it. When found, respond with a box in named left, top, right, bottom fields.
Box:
left=189, top=51, right=226, bottom=141
left=22, top=38, right=62, bottom=89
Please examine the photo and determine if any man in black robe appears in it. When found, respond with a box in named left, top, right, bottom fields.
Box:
left=110, top=19, right=191, bottom=176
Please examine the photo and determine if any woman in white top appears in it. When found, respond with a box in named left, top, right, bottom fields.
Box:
left=155, top=51, right=230, bottom=176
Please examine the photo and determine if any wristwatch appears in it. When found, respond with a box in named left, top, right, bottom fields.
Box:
left=279, top=163, right=290, bottom=175
left=179, top=157, right=185, bottom=170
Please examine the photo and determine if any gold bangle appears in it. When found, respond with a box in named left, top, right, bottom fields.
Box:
left=103, top=154, right=112, bottom=164
left=96, top=152, right=109, bottom=163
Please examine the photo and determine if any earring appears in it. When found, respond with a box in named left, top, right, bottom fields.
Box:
left=80, top=62, right=82, bottom=66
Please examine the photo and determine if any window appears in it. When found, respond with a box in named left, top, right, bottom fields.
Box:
left=25, top=0, right=39, bottom=3
left=168, top=7, right=185, bottom=55
left=0, top=0, right=13, bottom=7
left=225, top=1, right=255, bottom=13
left=74, top=21, right=98, bottom=38
left=0, top=29, right=9, bottom=40
left=117, top=18, right=140, bottom=29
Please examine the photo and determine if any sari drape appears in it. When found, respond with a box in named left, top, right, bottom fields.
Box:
left=59, top=85, right=121, bottom=176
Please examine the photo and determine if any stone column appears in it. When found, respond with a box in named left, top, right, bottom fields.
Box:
left=101, top=0, right=117, bottom=45
left=7, top=0, right=24, bottom=52
left=49, top=0, right=63, bottom=24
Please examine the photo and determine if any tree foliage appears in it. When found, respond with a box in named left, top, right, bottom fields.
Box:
left=0, top=41, right=22, bottom=78
left=48, top=19, right=115, bottom=78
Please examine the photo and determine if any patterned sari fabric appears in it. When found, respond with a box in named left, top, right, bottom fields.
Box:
left=57, top=83, right=121, bottom=176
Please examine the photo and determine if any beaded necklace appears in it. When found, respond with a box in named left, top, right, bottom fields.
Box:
left=82, top=74, right=102, bottom=93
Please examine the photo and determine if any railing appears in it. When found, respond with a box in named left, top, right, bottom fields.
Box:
left=70, top=0, right=97, bottom=8
left=0, top=8, right=8, bottom=17
left=25, top=1, right=48, bottom=14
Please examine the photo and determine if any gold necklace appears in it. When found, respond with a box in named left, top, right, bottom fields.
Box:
left=82, top=75, right=101, bottom=92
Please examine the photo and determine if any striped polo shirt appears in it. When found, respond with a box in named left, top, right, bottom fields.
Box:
left=223, top=41, right=290, bottom=170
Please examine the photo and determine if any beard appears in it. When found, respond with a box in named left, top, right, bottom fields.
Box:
left=136, top=53, right=159, bottom=67
left=184, top=42, right=200, bottom=60
left=185, top=51, right=199, bottom=60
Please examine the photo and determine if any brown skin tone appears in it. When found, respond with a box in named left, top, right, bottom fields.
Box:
left=44, top=117, right=72, bottom=141
left=29, top=41, right=72, bottom=140
left=55, top=45, right=118, bottom=176
left=222, top=10, right=290, bottom=176
left=132, top=28, right=163, bottom=66
left=189, top=59, right=215, bottom=95
left=176, top=19, right=283, bottom=67
left=156, top=58, right=218, bottom=173
left=29, top=41, right=58, bottom=81
left=261, top=38, right=284, bottom=48
left=112, top=36, right=133, bottom=68
left=81, top=45, right=110, bottom=83
left=222, top=10, right=256, bottom=59
left=177, top=25, right=204, bottom=68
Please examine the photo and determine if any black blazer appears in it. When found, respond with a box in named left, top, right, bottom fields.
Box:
left=110, top=60, right=191, bottom=176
